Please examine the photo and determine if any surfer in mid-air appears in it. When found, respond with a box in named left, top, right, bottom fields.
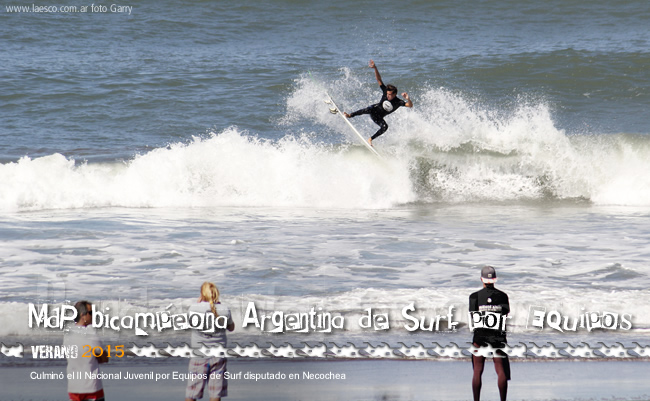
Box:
left=344, top=60, right=413, bottom=146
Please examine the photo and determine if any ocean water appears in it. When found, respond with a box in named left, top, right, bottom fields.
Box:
left=1, top=0, right=650, bottom=366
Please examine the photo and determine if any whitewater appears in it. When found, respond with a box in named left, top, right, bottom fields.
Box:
left=3, top=78, right=650, bottom=212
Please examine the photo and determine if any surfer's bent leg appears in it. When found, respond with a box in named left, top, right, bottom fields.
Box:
left=370, top=114, right=388, bottom=140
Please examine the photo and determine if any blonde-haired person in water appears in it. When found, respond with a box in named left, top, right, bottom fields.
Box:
left=185, top=282, right=235, bottom=401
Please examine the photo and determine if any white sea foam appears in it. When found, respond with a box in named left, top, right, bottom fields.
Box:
left=2, top=85, right=650, bottom=212
left=287, top=74, right=650, bottom=206
left=0, top=130, right=414, bottom=211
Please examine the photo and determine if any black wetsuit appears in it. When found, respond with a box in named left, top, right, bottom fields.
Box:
left=348, top=84, right=406, bottom=140
left=469, top=284, right=510, bottom=347
left=469, top=284, right=511, bottom=380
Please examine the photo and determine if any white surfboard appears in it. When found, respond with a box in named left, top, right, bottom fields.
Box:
left=325, top=93, right=383, bottom=159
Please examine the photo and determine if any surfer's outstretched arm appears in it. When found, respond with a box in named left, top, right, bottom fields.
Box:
left=403, top=92, right=413, bottom=108
left=369, top=60, right=384, bottom=87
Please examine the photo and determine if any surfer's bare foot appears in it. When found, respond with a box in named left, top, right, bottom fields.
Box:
left=368, top=138, right=373, bottom=146
left=343, top=112, right=351, bottom=118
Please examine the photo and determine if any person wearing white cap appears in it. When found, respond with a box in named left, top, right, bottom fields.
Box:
left=469, top=266, right=510, bottom=401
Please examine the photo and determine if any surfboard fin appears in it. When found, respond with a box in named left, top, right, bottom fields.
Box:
left=329, top=107, right=338, bottom=114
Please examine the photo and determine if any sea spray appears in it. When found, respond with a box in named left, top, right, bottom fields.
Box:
left=287, top=74, right=650, bottom=205
left=2, top=83, right=650, bottom=210
left=0, top=130, right=414, bottom=211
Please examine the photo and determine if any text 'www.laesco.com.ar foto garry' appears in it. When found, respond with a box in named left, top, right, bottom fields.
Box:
left=5, top=4, right=132, bottom=14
